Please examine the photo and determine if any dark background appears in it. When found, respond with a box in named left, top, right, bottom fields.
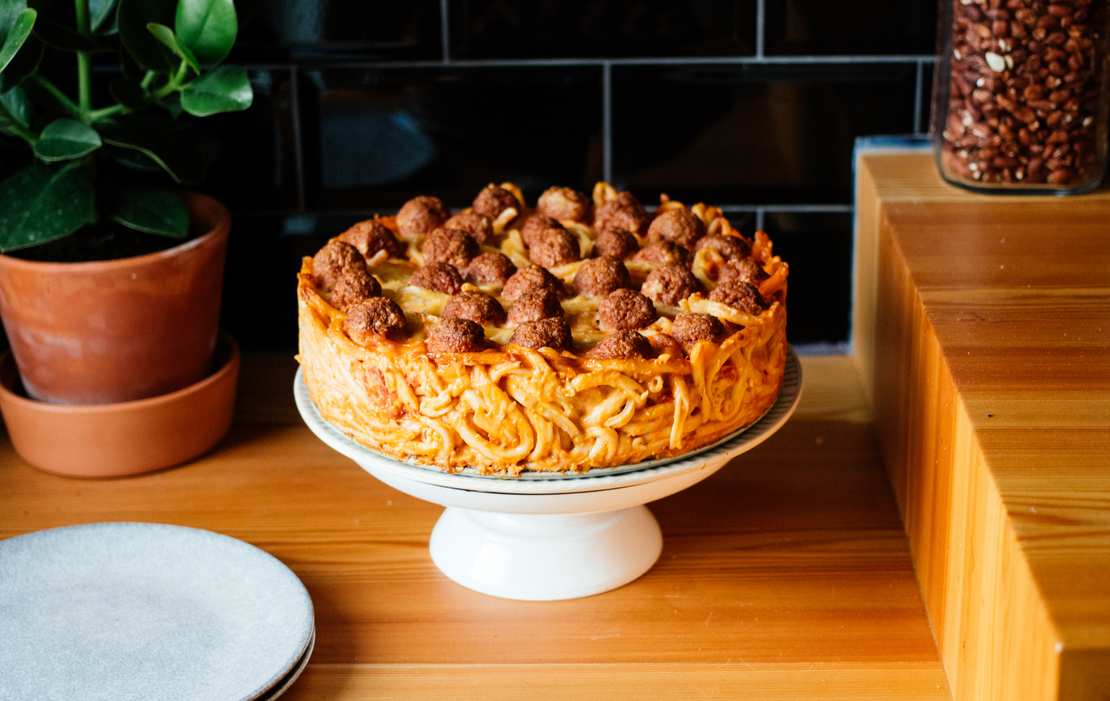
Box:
left=131, top=1, right=942, bottom=351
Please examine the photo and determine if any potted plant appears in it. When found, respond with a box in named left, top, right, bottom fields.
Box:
left=0, top=0, right=251, bottom=404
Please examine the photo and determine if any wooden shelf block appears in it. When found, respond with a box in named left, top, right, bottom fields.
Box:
left=855, top=151, right=1110, bottom=701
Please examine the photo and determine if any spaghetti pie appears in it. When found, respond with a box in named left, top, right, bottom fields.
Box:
left=297, top=182, right=788, bottom=475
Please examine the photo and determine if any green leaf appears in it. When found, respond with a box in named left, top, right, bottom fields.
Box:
left=99, top=113, right=205, bottom=183
left=0, top=163, right=96, bottom=252
left=111, top=186, right=188, bottom=238
left=33, top=119, right=102, bottom=162
left=117, top=0, right=176, bottom=70
left=0, top=7, right=35, bottom=74
left=0, top=32, right=39, bottom=86
left=91, top=0, right=118, bottom=32
left=174, top=0, right=235, bottom=66
left=0, top=0, right=26, bottom=39
left=146, top=22, right=198, bottom=73
left=0, top=84, right=28, bottom=127
left=180, top=65, right=251, bottom=117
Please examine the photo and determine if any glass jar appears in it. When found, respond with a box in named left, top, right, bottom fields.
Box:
left=933, top=0, right=1110, bottom=194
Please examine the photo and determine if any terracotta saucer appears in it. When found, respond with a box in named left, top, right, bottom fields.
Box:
left=0, top=334, right=239, bottom=478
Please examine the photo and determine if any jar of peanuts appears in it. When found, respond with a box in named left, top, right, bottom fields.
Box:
left=934, top=0, right=1110, bottom=193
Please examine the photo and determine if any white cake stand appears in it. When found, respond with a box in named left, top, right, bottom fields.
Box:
left=295, top=348, right=801, bottom=601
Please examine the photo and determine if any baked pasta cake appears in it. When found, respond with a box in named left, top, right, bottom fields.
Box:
left=297, top=182, right=788, bottom=476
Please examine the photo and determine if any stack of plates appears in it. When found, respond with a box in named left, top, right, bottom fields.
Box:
left=0, top=523, right=314, bottom=701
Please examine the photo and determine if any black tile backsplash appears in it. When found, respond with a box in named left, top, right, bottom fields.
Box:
left=449, top=0, right=756, bottom=59
left=184, top=2, right=937, bottom=349
left=611, top=63, right=917, bottom=204
left=234, top=0, right=443, bottom=61
left=300, top=66, right=603, bottom=210
left=763, top=211, right=853, bottom=344
left=764, top=1, right=936, bottom=56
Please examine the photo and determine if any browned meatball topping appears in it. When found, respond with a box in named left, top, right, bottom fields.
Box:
left=588, top=330, right=653, bottom=360
left=717, top=257, right=768, bottom=287
left=409, top=262, right=463, bottom=295
left=423, top=227, right=478, bottom=268
left=339, top=219, right=404, bottom=259
left=648, top=208, right=705, bottom=249
left=594, top=227, right=638, bottom=259
left=444, top=210, right=494, bottom=245
left=509, top=317, right=571, bottom=350
left=345, top=297, right=408, bottom=342
left=641, top=264, right=701, bottom=306
left=426, top=318, right=485, bottom=353
left=594, top=191, right=648, bottom=234
left=519, top=213, right=564, bottom=248
left=598, top=289, right=657, bottom=331
left=573, top=256, right=631, bottom=298
left=502, top=265, right=562, bottom=301
left=537, top=186, right=589, bottom=222
left=312, top=240, right=364, bottom=289
left=631, top=241, right=689, bottom=266
left=472, top=184, right=519, bottom=219
left=465, top=251, right=517, bottom=286
left=710, top=279, right=766, bottom=314
left=528, top=227, right=580, bottom=268
left=508, top=288, right=563, bottom=324
left=671, top=312, right=725, bottom=347
left=330, top=267, right=381, bottom=310
left=397, top=195, right=448, bottom=239
left=695, top=233, right=750, bottom=260
left=443, top=291, right=506, bottom=326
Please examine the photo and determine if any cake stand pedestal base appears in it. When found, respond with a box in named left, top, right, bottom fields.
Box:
left=429, top=506, right=663, bottom=601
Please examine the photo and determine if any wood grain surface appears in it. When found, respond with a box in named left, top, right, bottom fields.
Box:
left=0, top=356, right=948, bottom=699
left=855, top=151, right=1110, bottom=701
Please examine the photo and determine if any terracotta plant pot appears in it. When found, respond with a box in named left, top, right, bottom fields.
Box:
left=0, top=193, right=229, bottom=405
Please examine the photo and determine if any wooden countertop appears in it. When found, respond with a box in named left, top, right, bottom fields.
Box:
left=0, top=355, right=949, bottom=700
left=855, top=151, right=1110, bottom=700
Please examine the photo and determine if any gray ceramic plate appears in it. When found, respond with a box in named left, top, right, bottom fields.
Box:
left=0, top=523, right=314, bottom=701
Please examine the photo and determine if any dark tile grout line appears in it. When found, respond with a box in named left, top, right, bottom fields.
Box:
left=913, top=60, right=924, bottom=134
left=602, top=62, right=613, bottom=183
left=283, top=55, right=937, bottom=71
left=288, top=66, right=307, bottom=211
left=440, top=0, right=450, bottom=63
left=755, top=0, right=766, bottom=58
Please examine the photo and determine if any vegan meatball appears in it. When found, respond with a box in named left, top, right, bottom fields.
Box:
left=695, top=233, right=750, bottom=260
left=339, top=219, right=404, bottom=259
left=444, top=209, right=494, bottom=245
left=537, top=186, right=589, bottom=222
left=593, top=191, right=648, bottom=234
left=509, top=316, right=571, bottom=350
left=594, top=227, right=638, bottom=259
left=717, top=257, right=768, bottom=287
left=422, top=227, right=478, bottom=268
left=631, top=241, right=689, bottom=267
left=502, top=265, right=563, bottom=302
left=465, top=251, right=517, bottom=286
left=472, top=184, right=519, bottom=219
left=528, top=227, right=580, bottom=268
left=598, top=289, right=657, bottom=331
left=312, top=239, right=364, bottom=289
left=648, top=208, right=704, bottom=249
left=671, top=312, right=725, bottom=347
left=520, top=214, right=564, bottom=248
left=710, top=279, right=765, bottom=315
left=345, top=297, right=408, bottom=342
left=589, top=330, right=652, bottom=360
left=426, top=318, right=485, bottom=353
left=330, top=267, right=381, bottom=310
left=573, top=256, right=631, bottom=298
left=641, top=264, right=701, bottom=306
left=508, top=288, right=563, bottom=324
left=396, top=195, right=448, bottom=239
left=409, top=262, right=464, bottom=295
left=442, top=291, right=506, bottom=326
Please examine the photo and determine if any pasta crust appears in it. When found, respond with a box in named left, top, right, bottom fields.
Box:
left=297, top=188, right=788, bottom=476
